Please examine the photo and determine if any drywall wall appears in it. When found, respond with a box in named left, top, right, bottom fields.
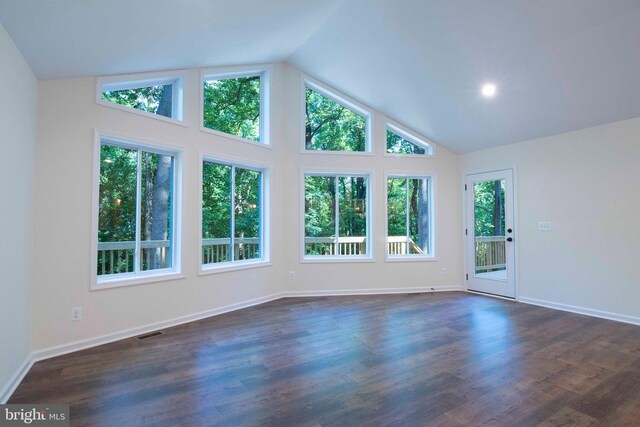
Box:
left=460, top=118, right=640, bottom=320
left=32, top=63, right=462, bottom=351
left=0, top=24, right=37, bottom=399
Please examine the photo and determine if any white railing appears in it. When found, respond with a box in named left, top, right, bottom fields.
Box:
left=305, top=236, right=367, bottom=256
left=475, top=236, right=506, bottom=271
left=304, top=236, right=424, bottom=256
left=97, top=240, right=170, bottom=275
left=202, top=237, right=260, bottom=264
left=387, top=236, right=425, bottom=255
left=98, top=235, right=431, bottom=274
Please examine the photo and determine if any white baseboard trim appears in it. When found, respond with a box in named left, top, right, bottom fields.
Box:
left=31, top=292, right=286, bottom=362
left=282, top=286, right=463, bottom=297
left=519, top=296, right=640, bottom=326
left=0, top=355, right=34, bottom=404
left=31, top=286, right=462, bottom=363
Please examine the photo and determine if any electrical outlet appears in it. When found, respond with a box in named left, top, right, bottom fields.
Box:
left=289, top=271, right=295, bottom=280
left=70, top=306, right=83, bottom=321
left=440, top=268, right=447, bottom=276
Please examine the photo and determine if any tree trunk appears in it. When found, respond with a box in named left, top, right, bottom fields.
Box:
left=417, top=179, right=429, bottom=252
left=156, top=85, right=172, bottom=118
left=148, top=88, right=173, bottom=269
left=493, top=180, right=504, bottom=236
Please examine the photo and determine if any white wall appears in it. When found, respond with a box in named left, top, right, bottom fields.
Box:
left=32, top=63, right=462, bottom=351
left=0, top=24, right=37, bottom=399
left=460, top=118, right=640, bottom=320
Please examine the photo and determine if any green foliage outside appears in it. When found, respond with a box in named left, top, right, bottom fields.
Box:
left=99, top=145, right=137, bottom=244
left=387, top=178, right=430, bottom=254
left=202, top=162, right=261, bottom=262
left=474, top=180, right=505, bottom=237
left=203, top=76, right=260, bottom=141
left=306, top=88, right=366, bottom=151
left=102, top=85, right=172, bottom=116
left=386, top=130, right=427, bottom=155
left=304, top=175, right=367, bottom=255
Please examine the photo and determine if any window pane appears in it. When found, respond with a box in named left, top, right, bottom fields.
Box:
left=234, top=168, right=261, bottom=261
left=304, top=176, right=336, bottom=255
left=338, top=176, right=367, bottom=255
left=386, top=130, right=430, bottom=155
left=203, top=76, right=261, bottom=141
left=202, top=162, right=232, bottom=264
left=409, top=178, right=430, bottom=254
left=102, top=84, right=173, bottom=118
left=140, top=152, right=174, bottom=271
left=305, top=87, right=366, bottom=152
left=387, top=178, right=407, bottom=255
left=98, top=145, right=137, bottom=275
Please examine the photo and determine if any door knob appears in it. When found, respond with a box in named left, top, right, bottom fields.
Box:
left=507, top=228, right=513, bottom=233
left=506, top=237, right=513, bottom=242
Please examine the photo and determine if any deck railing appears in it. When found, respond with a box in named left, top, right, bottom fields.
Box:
left=202, top=237, right=260, bottom=264
left=99, top=235, right=502, bottom=275
left=475, top=236, right=506, bottom=271
left=97, top=240, right=170, bottom=275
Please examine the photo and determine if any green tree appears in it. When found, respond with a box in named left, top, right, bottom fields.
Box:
left=203, top=77, right=260, bottom=141
left=305, top=88, right=366, bottom=151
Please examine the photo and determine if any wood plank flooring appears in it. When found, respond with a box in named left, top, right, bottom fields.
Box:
left=9, top=292, right=640, bottom=426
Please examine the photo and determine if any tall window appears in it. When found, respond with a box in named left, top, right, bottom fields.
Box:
left=386, top=124, right=433, bottom=156
left=96, top=139, right=178, bottom=283
left=202, top=160, right=265, bottom=268
left=202, top=71, right=267, bottom=143
left=305, top=81, right=370, bottom=152
left=98, top=74, right=184, bottom=121
left=304, top=174, right=370, bottom=258
left=387, top=176, right=433, bottom=257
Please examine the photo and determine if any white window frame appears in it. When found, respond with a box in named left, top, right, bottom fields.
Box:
left=90, top=131, right=183, bottom=290
left=384, top=120, right=436, bottom=158
left=199, top=154, right=270, bottom=275
left=384, top=172, right=437, bottom=262
left=96, top=70, right=185, bottom=126
left=301, top=170, right=374, bottom=263
left=200, top=65, right=271, bottom=148
left=301, top=76, right=374, bottom=155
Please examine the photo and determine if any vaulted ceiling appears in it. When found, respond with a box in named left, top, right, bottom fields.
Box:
left=2, top=0, right=640, bottom=152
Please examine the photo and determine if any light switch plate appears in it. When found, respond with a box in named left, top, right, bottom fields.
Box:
left=538, top=221, right=552, bottom=231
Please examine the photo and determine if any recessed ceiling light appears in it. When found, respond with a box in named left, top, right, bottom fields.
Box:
left=481, top=83, right=497, bottom=98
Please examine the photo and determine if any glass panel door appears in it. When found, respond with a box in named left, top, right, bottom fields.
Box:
left=466, top=170, right=515, bottom=298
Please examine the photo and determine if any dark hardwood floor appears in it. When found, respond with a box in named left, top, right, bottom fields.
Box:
left=9, top=292, right=640, bottom=426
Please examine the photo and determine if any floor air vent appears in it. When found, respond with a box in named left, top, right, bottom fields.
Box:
left=136, top=331, right=165, bottom=340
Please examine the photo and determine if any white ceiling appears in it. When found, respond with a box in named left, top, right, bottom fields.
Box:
left=2, top=0, right=640, bottom=152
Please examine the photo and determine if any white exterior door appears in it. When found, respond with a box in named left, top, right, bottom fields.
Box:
left=465, top=169, right=516, bottom=298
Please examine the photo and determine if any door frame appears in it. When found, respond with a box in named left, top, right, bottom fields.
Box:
left=462, top=167, right=518, bottom=300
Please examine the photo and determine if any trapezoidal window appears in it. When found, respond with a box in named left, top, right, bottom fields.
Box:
left=202, top=71, right=268, bottom=144
left=305, top=81, right=370, bottom=152
left=386, top=124, right=433, bottom=156
left=99, top=74, right=184, bottom=121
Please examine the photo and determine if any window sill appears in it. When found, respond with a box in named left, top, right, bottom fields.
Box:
left=301, top=256, right=375, bottom=264
left=92, top=271, right=185, bottom=291
left=200, top=126, right=271, bottom=149
left=96, top=99, right=186, bottom=127
left=199, top=260, right=271, bottom=275
left=385, top=256, right=438, bottom=263
left=300, top=149, right=374, bottom=156
left=384, top=152, right=435, bottom=159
